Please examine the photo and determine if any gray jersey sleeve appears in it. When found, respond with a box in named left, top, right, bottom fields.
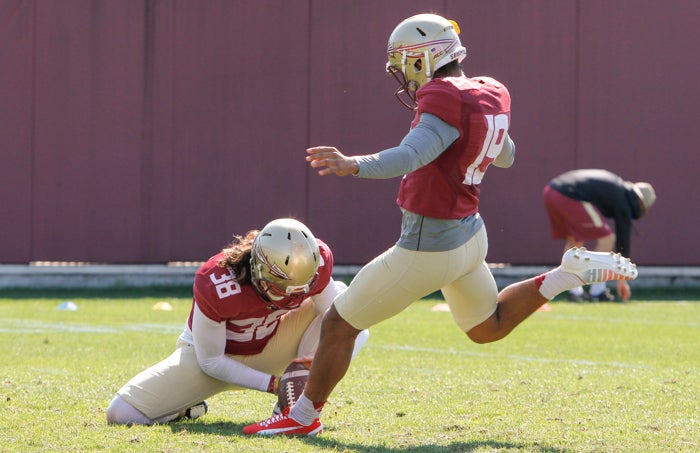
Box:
left=354, top=113, right=460, bottom=179
left=492, top=133, right=515, bottom=168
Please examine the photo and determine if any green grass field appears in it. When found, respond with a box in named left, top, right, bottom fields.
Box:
left=1, top=289, right=698, bottom=452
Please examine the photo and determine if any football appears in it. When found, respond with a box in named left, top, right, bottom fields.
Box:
left=277, top=360, right=310, bottom=411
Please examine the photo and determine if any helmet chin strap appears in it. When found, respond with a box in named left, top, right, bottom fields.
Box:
left=400, top=50, right=407, bottom=80
left=424, top=50, right=431, bottom=79
left=265, top=289, right=285, bottom=302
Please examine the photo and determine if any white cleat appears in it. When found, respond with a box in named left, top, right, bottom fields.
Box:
left=561, top=247, right=637, bottom=284
left=183, top=401, right=208, bottom=420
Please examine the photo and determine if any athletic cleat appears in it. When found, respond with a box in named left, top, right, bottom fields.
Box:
left=589, top=288, right=617, bottom=302
left=183, top=401, right=208, bottom=420
left=561, top=247, right=637, bottom=284
left=567, top=291, right=589, bottom=302
left=243, top=407, right=322, bottom=436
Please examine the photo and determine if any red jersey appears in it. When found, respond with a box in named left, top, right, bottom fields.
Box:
left=186, top=239, right=333, bottom=356
left=397, top=76, right=511, bottom=219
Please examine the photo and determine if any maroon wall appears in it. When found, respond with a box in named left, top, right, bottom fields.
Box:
left=1, top=0, right=698, bottom=266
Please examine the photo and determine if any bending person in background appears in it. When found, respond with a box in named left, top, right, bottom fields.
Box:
left=243, top=14, right=637, bottom=437
left=106, top=218, right=368, bottom=425
left=543, top=169, right=655, bottom=301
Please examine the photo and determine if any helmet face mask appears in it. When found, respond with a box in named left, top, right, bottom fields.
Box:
left=386, top=58, right=422, bottom=110
left=386, top=14, right=467, bottom=109
left=249, top=218, right=320, bottom=309
left=251, top=271, right=319, bottom=309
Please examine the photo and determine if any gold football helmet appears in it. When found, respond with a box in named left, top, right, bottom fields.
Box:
left=386, top=13, right=467, bottom=109
left=250, top=218, right=320, bottom=308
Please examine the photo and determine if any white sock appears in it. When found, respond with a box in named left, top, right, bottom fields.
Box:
left=589, top=282, right=607, bottom=296
left=569, top=286, right=584, bottom=296
left=538, top=267, right=585, bottom=300
left=288, top=393, right=320, bottom=426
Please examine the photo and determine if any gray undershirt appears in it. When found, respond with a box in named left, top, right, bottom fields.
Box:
left=354, top=113, right=513, bottom=252
left=397, top=210, right=484, bottom=252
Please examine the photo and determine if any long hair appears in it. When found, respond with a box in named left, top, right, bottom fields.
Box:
left=216, top=229, right=259, bottom=284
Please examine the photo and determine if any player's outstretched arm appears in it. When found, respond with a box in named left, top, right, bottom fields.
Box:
left=617, top=279, right=632, bottom=301
left=306, top=146, right=359, bottom=176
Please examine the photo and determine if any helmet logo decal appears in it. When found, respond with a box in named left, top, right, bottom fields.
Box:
left=252, top=241, right=290, bottom=281
left=389, top=38, right=457, bottom=67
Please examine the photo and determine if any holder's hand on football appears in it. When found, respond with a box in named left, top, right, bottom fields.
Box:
left=292, top=355, right=313, bottom=369
left=267, top=375, right=281, bottom=394
left=306, top=147, right=359, bottom=176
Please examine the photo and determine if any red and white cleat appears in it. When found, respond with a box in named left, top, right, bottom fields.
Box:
left=242, top=407, right=322, bottom=436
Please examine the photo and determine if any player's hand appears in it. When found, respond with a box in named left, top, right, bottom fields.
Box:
left=292, top=355, right=313, bottom=369
left=306, top=146, right=359, bottom=176
left=617, top=280, right=632, bottom=301
left=267, top=375, right=281, bottom=394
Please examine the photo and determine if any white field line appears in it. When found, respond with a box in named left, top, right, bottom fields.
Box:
left=372, top=344, right=652, bottom=370
left=0, top=319, right=183, bottom=334
left=2, top=314, right=696, bottom=371
left=0, top=319, right=657, bottom=371
left=6, top=312, right=694, bottom=333
left=545, top=313, right=700, bottom=327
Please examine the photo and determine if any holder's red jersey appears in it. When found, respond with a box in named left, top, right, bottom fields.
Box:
left=397, top=76, right=511, bottom=219
left=186, top=239, right=333, bottom=355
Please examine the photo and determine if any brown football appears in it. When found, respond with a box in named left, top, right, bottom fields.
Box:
left=277, top=361, right=310, bottom=411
